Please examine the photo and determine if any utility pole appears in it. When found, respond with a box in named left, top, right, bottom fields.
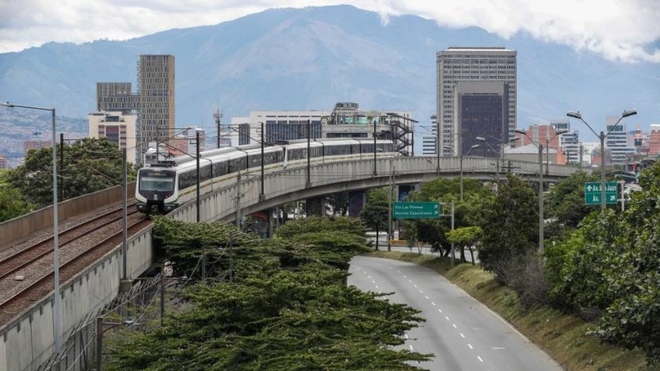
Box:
left=306, top=120, right=312, bottom=187
left=60, top=133, right=64, bottom=200
left=387, top=160, right=394, bottom=252
left=450, top=201, right=455, bottom=268
left=235, top=171, right=242, bottom=230
left=214, top=109, right=223, bottom=149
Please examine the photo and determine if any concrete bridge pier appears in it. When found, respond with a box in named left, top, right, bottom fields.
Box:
left=305, top=197, right=325, bottom=217
left=348, top=191, right=366, bottom=217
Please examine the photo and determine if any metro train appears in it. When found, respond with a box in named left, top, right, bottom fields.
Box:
left=135, top=138, right=397, bottom=214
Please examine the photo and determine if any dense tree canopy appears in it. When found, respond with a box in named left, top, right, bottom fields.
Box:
left=546, top=162, right=660, bottom=364
left=477, top=174, right=538, bottom=276
left=544, top=171, right=599, bottom=238
left=404, top=177, right=492, bottom=257
left=7, top=138, right=136, bottom=209
left=107, top=217, right=431, bottom=370
left=0, top=170, right=31, bottom=222
left=359, top=188, right=390, bottom=250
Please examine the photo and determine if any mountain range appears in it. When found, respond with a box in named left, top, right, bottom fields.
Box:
left=0, top=4, right=658, bottom=159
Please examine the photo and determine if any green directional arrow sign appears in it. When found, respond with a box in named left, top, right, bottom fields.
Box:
left=584, top=182, right=618, bottom=205
left=393, top=202, right=441, bottom=219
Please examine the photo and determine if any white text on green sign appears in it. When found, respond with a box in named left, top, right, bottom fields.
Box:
left=393, top=202, right=441, bottom=219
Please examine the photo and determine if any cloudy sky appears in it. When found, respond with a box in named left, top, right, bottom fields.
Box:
left=1, top=0, right=659, bottom=63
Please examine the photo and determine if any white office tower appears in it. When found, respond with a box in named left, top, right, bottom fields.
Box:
left=605, top=116, right=633, bottom=165
left=436, top=47, right=517, bottom=156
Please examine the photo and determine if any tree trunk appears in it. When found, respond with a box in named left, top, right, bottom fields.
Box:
left=468, top=246, right=475, bottom=265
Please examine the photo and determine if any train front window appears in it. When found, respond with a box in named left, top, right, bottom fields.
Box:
left=139, top=172, right=175, bottom=192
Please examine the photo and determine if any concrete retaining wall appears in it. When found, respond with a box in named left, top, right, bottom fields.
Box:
left=0, top=183, right=136, bottom=248
left=0, top=225, right=152, bottom=371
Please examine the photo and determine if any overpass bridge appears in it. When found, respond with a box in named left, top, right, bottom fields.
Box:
left=0, top=156, right=582, bottom=371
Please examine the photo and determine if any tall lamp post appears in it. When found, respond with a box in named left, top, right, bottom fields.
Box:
left=545, top=130, right=569, bottom=174
left=566, top=110, right=637, bottom=212
left=515, top=129, right=547, bottom=254
left=476, top=136, right=518, bottom=186
left=445, top=144, right=480, bottom=202
left=2, top=102, right=62, bottom=353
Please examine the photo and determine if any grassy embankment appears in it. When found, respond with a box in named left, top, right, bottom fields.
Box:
left=366, top=250, right=659, bottom=371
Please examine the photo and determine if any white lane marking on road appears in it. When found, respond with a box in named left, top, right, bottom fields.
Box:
left=397, top=271, right=401, bottom=274
left=375, top=285, right=379, bottom=289
left=460, top=333, right=465, bottom=338
left=468, top=344, right=473, bottom=350
left=409, top=345, right=414, bottom=351
left=414, top=284, right=418, bottom=288
left=452, top=324, right=457, bottom=329
left=492, top=347, right=506, bottom=350
left=408, top=279, right=413, bottom=283
left=368, top=276, right=372, bottom=279
left=431, top=302, right=436, bottom=306
left=405, top=334, right=409, bottom=339
left=445, top=316, right=450, bottom=321
left=425, top=296, right=429, bottom=300
left=419, top=290, right=424, bottom=294
left=478, top=356, right=484, bottom=362
left=438, top=309, right=442, bottom=313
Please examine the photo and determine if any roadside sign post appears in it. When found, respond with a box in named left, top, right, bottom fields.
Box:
left=584, top=182, right=618, bottom=206
left=392, top=202, right=441, bottom=219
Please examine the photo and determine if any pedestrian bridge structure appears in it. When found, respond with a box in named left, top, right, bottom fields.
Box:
left=1, top=155, right=582, bottom=371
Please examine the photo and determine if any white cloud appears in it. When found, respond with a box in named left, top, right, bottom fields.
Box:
left=0, top=0, right=658, bottom=62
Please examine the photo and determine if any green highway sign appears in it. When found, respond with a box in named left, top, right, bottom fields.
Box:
left=584, top=182, right=618, bottom=205
left=393, top=202, right=441, bottom=219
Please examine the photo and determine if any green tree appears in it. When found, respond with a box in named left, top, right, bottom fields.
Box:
left=107, top=217, right=431, bottom=370
left=478, top=174, right=538, bottom=278
left=0, top=170, right=32, bottom=221
left=359, top=188, right=389, bottom=250
left=446, top=226, right=483, bottom=265
left=544, top=171, right=599, bottom=238
left=7, top=138, right=136, bottom=208
left=406, top=177, right=492, bottom=258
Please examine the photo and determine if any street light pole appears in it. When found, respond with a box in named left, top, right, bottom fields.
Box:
left=1, top=102, right=62, bottom=353
left=373, top=118, right=377, bottom=176
left=544, top=130, right=568, bottom=175
left=458, top=144, right=480, bottom=202
left=515, top=129, right=546, bottom=254
left=567, top=110, right=637, bottom=212
left=196, top=131, right=200, bottom=223
left=260, top=121, right=265, bottom=201
left=538, top=143, right=544, bottom=254
left=476, top=136, right=515, bottom=188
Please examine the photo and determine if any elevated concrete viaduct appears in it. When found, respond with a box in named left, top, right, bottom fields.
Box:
left=0, top=156, right=581, bottom=371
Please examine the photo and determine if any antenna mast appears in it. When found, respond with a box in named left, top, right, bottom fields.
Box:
left=214, top=109, right=223, bottom=148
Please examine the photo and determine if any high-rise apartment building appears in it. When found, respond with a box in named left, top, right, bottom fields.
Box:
left=421, top=115, right=438, bottom=156
left=606, top=116, right=634, bottom=165
left=436, top=47, right=517, bottom=157
left=96, top=55, right=175, bottom=164
left=88, top=111, right=137, bottom=163
left=96, top=83, right=138, bottom=113
left=138, top=55, right=176, bottom=153
left=454, top=81, right=509, bottom=157
left=649, top=125, right=660, bottom=156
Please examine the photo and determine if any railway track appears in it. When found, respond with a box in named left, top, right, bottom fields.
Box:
left=0, top=203, right=152, bottom=326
